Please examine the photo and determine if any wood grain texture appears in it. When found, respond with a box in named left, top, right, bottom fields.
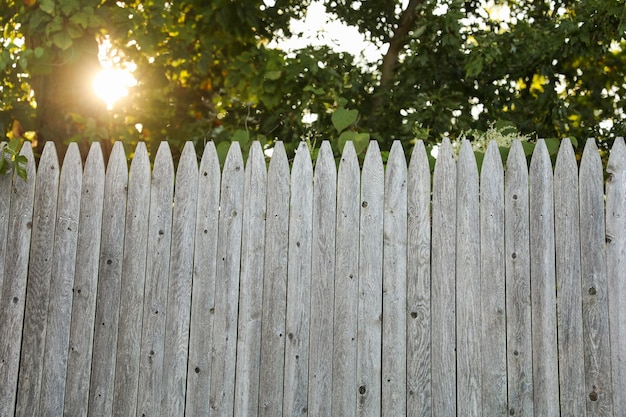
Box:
left=185, top=142, right=220, bottom=417
left=38, top=144, right=82, bottom=416
left=112, top=142, right=150, bottom=417
left=331, top=142, right=360, bottom=417
left=0, top=142, right=35, bottom=417
left=0, top=141, right=10, bottom=293
left=209, top=142, right=244, bottom=416
left=528, top=140, right=559, bottom=417
left=357, top=141, right=384, bottom=417
left=162, top=142, right=198, bottom=417
left=579, top=139, right=613, bottom=416
left=258, top=142, right=290, bottom=417
left=234, top=142, right=267, bottom=417
left=308, top=141, right=337, bottom=417
left=282, top=141, right=314, bottom=417
left=554, top=138, right=587, bottom=416
left=606, top=137, right=626, bottom=413
left=456, top=140, right=481, bottom=417
left=136, top=142, right=174, bottom=417
left=406, top=140, right=431, bottom=417
left=479, top=141, right=507, bottom=416
left=15, top=143, right=59, bottom=417
left=382, top=141, right=407, bottom=417
left=431, top=138, right=456, bottom=417
left=88, top=142, right=128, bottom=417
left=505, top=141, right=533, bottom=416
left=63, top=143, right=105, bottom=417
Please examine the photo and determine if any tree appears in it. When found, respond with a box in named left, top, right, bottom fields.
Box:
left=1, top=0, right=625, bottom=163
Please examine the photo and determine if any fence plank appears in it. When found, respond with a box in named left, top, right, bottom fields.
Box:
left=283, top=141, right=314, bottom=417
left=163, top=142, right=198, bottom=416
left=209, top=142, right=244, bottom=416
left=505, top=141, right=533, bottom=416
left=456, top=140, right=481, bottom=417
left=186, top=142, right=220, bottom=416
left=554, top=138, right=587, bottom=416
left=136, top=142, right=174, bottom=417
left=606, top=137, right=626, bottom=413
left=528, top=140, right=559, bottom=417
left=357, top=141, right=384, bottom=417
left=234, top=141, right=267, bottom=416
left=479, top=141, right=507, bottom=416
left=406, top=140, right=431, bottom=417
left=431, top=138, right=456, bottom=417
left=0, top=143, right=35, bottom=417
left=88, top=142, right=128, bottom=417
left=112, top=142, right=150, bottom=417
left=0, top=141, right=11, bottom=293
left=382, top=141, right=407, bottom=416
left=579, top=139, right=613, bottom=415
left=15, top=143, right=59, bottom=417
left=63, top=144, right=105, bottom=417
left=37, top=144, right=81, bottom=416
left=308, top=141, right=337, bottom=417
left=332, top=142, right=360, bottom=417
left=258, top=142, right=290, bottom=416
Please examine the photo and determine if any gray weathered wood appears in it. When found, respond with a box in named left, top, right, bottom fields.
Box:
left=283, top=141, right=314, bottom=417
left=185, top=142, right=221, bottom=417
left=112, top=142, right=150, bottom=417
left=258, top=141, right=290, bottom=417
left=331, top=141, right=360, bottom=417
left=0, top=142, right=36, bottom=417
left=606, top=137, right=626, bottom=413
left=431, top=138, right=456, bottom=417
left=38, top=144, right=81, bottom=416
left=0, top=141, right=11, bottom=293
left=209, top=142, right=244, bottom=416
left=528, top=139, right=559, bottom=417
left=88, top=142, right=128, bottom=417
left=505, top=141, right=533, bottom=416
left=307, top=141, right=337, bottom=417
left=234, top=142, right=267, bottom=416
left=479, top=141, right=507, bottom=416
left=382, top=141, right=407, bottom=417
left=456, top=140, right=481, bottom=417
left=162, top=142, right=198, bottom=417
left=579, top=138, right=613, bottom=415
left=357, top=141, right=384, bottom=417
left=406, top=140, right=431, bottom=417
left=136, top=142, right=174, bottom=417
left=554, top=138, right=587, bottom=416
left=15, top=142, right=59, bottom=417
left=63, top=143, right=105, bottom=417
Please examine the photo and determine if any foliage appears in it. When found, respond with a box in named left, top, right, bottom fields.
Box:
left=0, top=139, right=28, bottom=180
left=1, top=0, right=625, bottom=164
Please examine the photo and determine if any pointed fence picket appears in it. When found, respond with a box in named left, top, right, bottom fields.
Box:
left=0, top=137, right=625, bottom=417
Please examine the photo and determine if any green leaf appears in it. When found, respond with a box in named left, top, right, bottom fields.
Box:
left=264, top=70, right=282, bottom=80
left=232, top=129, right=250, bottom=146
left=39, top=0, right=56, bottom=15
left=332, top=108, right=358, bottom=133
left=34, top=47, right=45, bottom=58
left=52, top=31, right=73, bottom=50
left=303, top=85, right=324, bottom=95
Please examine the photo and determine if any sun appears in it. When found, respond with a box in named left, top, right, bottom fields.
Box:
left=93, top=67, right=137, bottom=109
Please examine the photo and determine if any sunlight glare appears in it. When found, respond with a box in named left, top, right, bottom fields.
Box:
left=93, top=68, right=136, bottom=109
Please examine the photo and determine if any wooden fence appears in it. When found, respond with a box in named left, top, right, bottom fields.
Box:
left=0, top=137, right=625, bottom=417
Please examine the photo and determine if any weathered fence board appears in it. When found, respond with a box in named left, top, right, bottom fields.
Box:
left=528, top=139, right=559, bottom=417
left=15, top=143, right=59, bottom=417
left=406, top=140, right=431, bottom=417
left=554, top=138, right=587, bottom=416
left=431, top=138, right=456, bottom=417
left=479, top=141, right=507, bottom=416
left=606, top=137, right=626, bottom=413
left=357, top=141, right=383, bottom=417
left=2, top=138, right=626, bottom=417
left=331, top=141, right=360, bottom=417
left=308, top=141, right=336, bottom=417
left=234, top=141, right=267, bottom=417
left=0, top=143, right=35, bottom=417
left=579, top=139, right=613, bottom=415
left=455, top=140, right=481, bottom=417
